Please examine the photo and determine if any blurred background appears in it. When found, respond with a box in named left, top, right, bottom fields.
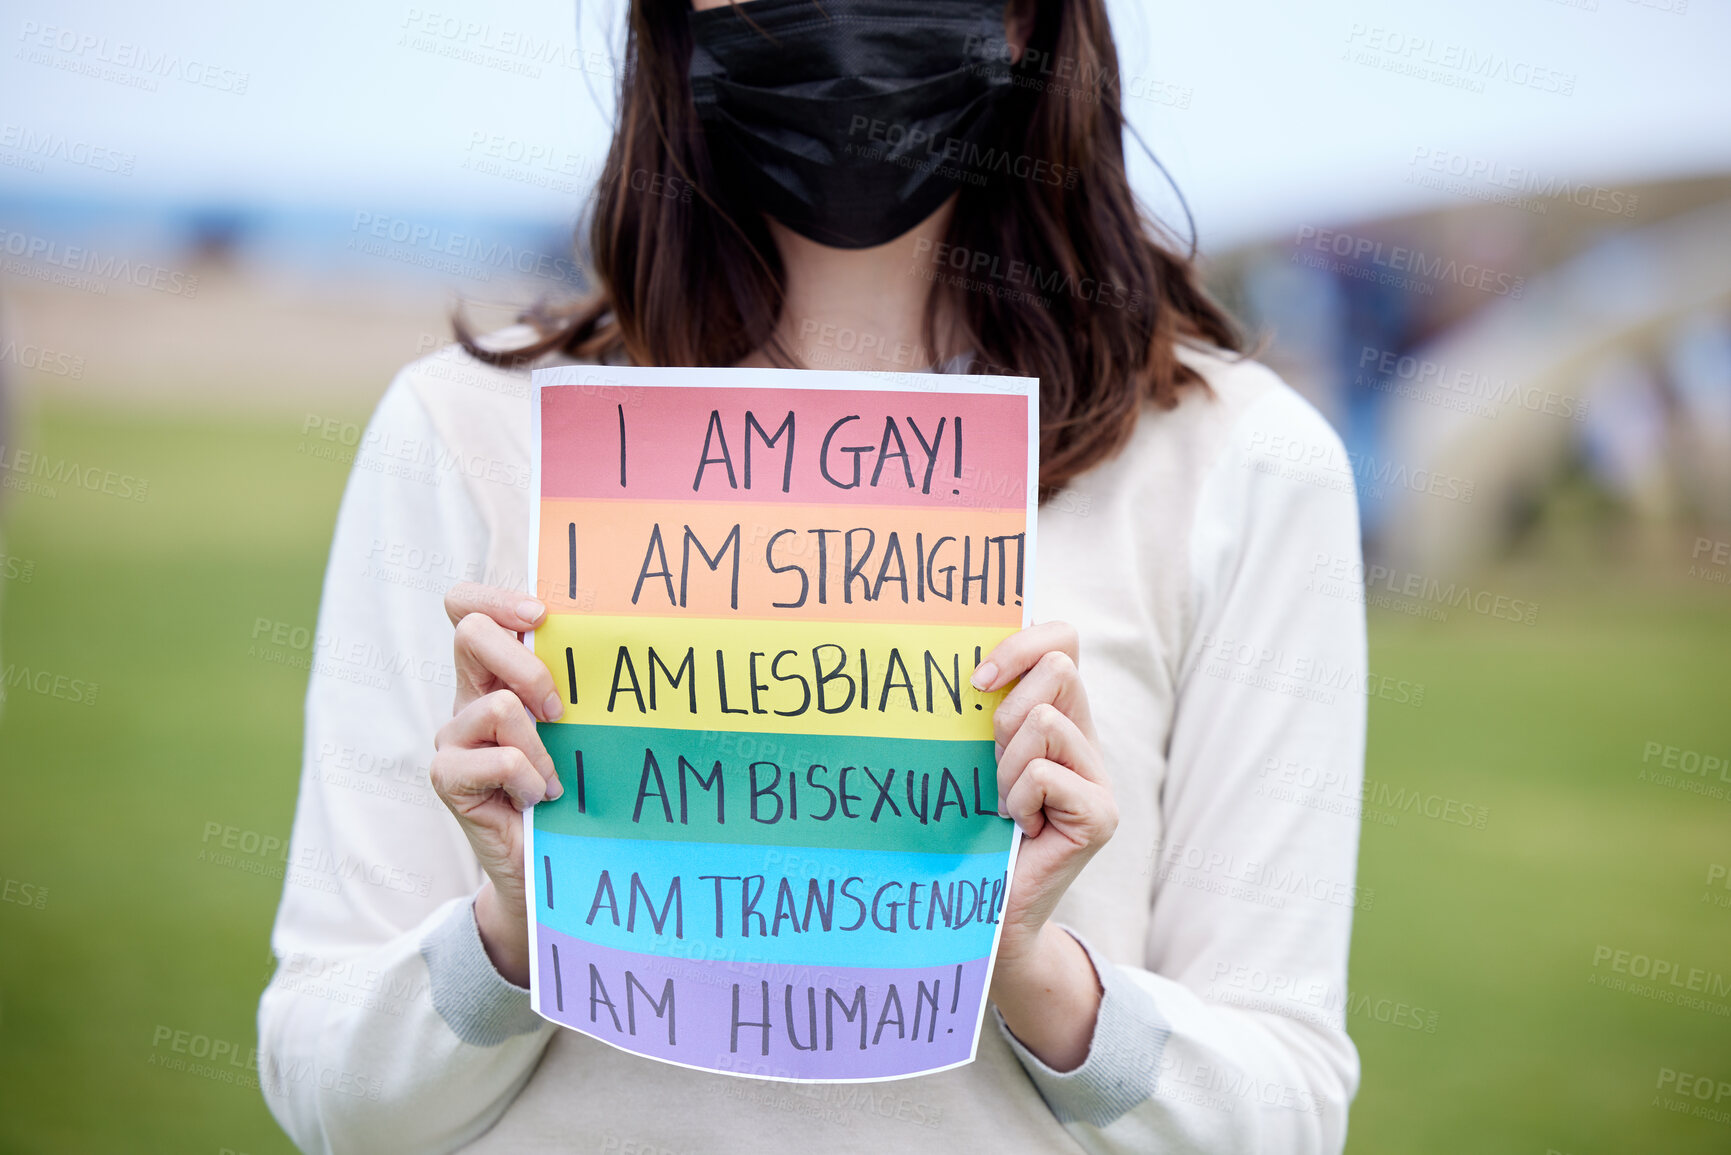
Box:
left=1, top=1, right=1727, bottom=1151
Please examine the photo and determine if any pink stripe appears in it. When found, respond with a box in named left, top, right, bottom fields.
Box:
left=542, top=385, right=1029, bottom=508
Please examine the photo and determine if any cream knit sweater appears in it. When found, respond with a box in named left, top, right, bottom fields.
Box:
left=259, top=340, right=1368, bottom=1154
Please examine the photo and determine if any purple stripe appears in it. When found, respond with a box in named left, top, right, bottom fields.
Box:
left=536, top=925, right=988, bottom=1080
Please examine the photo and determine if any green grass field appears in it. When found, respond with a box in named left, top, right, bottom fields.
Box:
left=1, top=403, right=1727, bottom=1153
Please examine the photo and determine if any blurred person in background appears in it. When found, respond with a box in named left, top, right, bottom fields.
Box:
left=259, top=1, right=1368, bottom=1152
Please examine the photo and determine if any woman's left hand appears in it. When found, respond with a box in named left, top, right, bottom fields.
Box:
left=974, top=621, right=1118, bottom=1069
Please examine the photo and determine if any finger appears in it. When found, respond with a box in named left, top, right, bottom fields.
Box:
left=437, top=689, right=561, bottom=792
left=455, top=612, right=564, bottom=722
left=1004, top=757, right=1116, bottom=845
left=445, top=581, right=547, bottom=632
left=996, top=702, right=1105, bottom=811
left=432, top=744, right=553, bottom=814
left=992, top=650, right=1095, bottom=752
left=971, top=621, right=1079, bottom=692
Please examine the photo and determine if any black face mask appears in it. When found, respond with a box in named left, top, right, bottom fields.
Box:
left=688, top=0, right=1012, bottom=250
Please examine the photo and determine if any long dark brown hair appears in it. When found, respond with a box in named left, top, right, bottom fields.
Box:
left=459, top=0, right=1242, bottom=495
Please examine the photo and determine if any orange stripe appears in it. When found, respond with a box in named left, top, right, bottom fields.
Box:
left=538, top=498, right=1026, bottom=625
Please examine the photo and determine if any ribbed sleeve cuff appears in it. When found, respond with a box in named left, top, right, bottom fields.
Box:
left=419, top=897, right=549, bottom=1046
left=995, top=928, right=1171, bottom=1128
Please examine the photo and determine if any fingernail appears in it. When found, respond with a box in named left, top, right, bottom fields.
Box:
left=541, top=692, right=565, bottom=721
left=518, top=599, right=546, bottom=624
left=971, top=661, right=999, bottom=690
left=546, top=776, right=564, bottom=801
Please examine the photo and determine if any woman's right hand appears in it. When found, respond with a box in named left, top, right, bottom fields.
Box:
left=430, top=583, right=566, bottom=987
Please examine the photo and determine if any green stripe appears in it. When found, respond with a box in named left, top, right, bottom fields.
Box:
left=534, top=723, right=1010, bottom=855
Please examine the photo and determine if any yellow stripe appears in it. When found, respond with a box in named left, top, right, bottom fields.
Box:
left=534, top=613, right=1012, bottom=742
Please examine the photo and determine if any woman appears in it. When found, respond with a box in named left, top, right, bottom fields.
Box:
left=260, top=0, right=1367, bottom=1151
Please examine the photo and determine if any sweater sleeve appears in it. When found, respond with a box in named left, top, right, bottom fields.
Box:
left=997, top=385, right=1367, bottom=1153
left=258, top=374, right=554, bottom=1154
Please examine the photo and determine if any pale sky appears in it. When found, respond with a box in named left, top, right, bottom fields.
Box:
left=3, top=0, right=1728, bottom=247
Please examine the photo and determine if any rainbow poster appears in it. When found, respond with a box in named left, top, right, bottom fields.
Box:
left=524, top=364, right=1037, bottom=1082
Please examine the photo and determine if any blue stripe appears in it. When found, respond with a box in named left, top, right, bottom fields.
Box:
left=533, top=830, right=1008, bottom=971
